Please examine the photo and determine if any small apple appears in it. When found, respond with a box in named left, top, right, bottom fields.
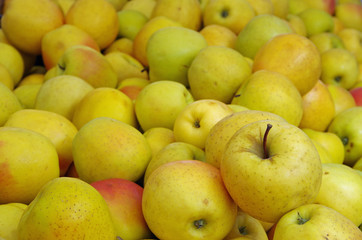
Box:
left=337, top=28, right=362, bottom=63
left=143, top=127, right=175, bottom=157
left=335, top=3, right=362, bottom=32
left=0, top=82, right=23, bottom=126
left=0, top=42, right=24, bottom=86
left=286, top=14, right=307, bottom=36
left=103, top=37, right=134, bottom=56
left=199, top=24, right=237, bottom=48
left=326, top=83, right=356, bottom=116
left=0, top=63, right=14, bottom=90
left=117, top=9, right=148, bottom=40
left=298, top=8, right=334, bottom=36
left=245, top=0, right=273, bottom=15
left=173, top=99, right=234, bottom=149
left=308, top=32, right=345, bottom=53
left=350, top=87, right=362, bottom=106
left=13, top=83, right=43, bottom=109
left=0, top=203, right=28, bottom=240
left=122, top=0, right=156, bottom=18
left=117, top=77, right=149, bottom=102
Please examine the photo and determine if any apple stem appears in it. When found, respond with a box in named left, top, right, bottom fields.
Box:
left=296, top=212, right=308, bottom=225
left=334, top=75, right=342, bottom=83
left=263, top=123, right=273, bottom=159
left=239, top=226, right=248, bottom=235
left=194, top=219, right=206, bottom=229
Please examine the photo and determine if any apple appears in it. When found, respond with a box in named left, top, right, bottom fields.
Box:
left=143, top=127, right=175, bottom=157
left=106, top=0, right=128, bottom=10
left=143, top=141, right=205, bottom=184
left=142, top=160, right=237, bottom=239
left=0, top=127, right=59, bottom=204
left=270, top=0, right=289, bottom=19
left=122, top=0, right=157, bottom=18
left=350, top=87, right=362, bottom=106
left=205, top=110, right=286, bottom=168
left=224, top=209, right=268, bottom=240
left=298, top=80, right=335, bottom=132
left=298, top=8, right=334, bottom=36
left=91, top=178, right=153, bottom=239
left=332, top=16, right=345, bottom=34
left=1, top=0, right=64, bottom=55
left=17, top=73, right=44, bottom=87
left=0, top=63, right=14, bottom=90
left=0, top=42, right=24, bottom=86
left=337, top=28, right=362, bottom=63
left=4, top=109, right=78, bottom=176
left=188, top=45, right=252, bottom=103
left=310, top=139, right=334, bottom=164
left=220, top=119, right=322, bottom=223
left=117, top=9, right=148, bottom=40
left=231, top=70, right=303, bottom=126
left=353, top=156, right=362, bottom=171
left=132, top=16, right=182, bottom=67
left=308, top=32, right=345, bottom=53
left=13, top=83, right=43, bottom=109
left=288, top=0, right=336, bottom=15
left=335, top=3, right=362, bottom=32
left=328, top=106, right=362, bottom=166
left=326, top=84, right=356, bottom=116
left=65, top=0, right=119, bottom=49
left=235, top=14, right=293, bottom=59
left=199, top=24, right=237, bottom=48
left=72, top=87, right=137, bottom=130
left=151, top=0, right=202, bottom=31
left=245, top=0, right=273, bottom=15
left=227, top=104, right=249, bottom=113
left=314, top=163, right=362, bottom=227
left=173, top=99, right=234, bottom=149
left=55, top=45, right=118, bottom=88
left=117, top=77, right=149, bottom=102
left=41, top=24, right=100, bottom=70
left=253, top=33, right=321, bottom=96
left=203, top=0, right=256, bottom=34
left=146, top=26, right=207, bottom=87
left=286, top=14, right=307, bottom=36
left=134, top=80, right=194, bottom=132
left=270, top=204, right=362, bottom=239
left=320, top=48, right=359, bottom=89
left=302, top=128, right=345, bottom=164
left=104, top=37, right=134, bottom=56
left=0, top=203, right=27, bottom=240
left=72, top=117, right=152, bottom=183
left=0, top=82, right=23, bottom=126
left=51, top=0, right=76, bottom=15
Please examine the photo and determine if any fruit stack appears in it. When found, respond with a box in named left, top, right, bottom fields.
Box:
left=0, top=0, right=361, bottom=239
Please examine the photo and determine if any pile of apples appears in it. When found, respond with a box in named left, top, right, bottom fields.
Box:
left=0, top=0, right=362, bottom=239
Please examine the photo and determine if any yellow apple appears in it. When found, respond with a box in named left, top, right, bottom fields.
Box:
left=310, top=138, right=334, bottom=163
left=221, top=119, right=322, bottom=223
left=188, top=46, right=252, bottom=103
left=297, top=8, right=334, bottom=37
left=335, top=3, right=362, bottom=32
left=1, top=0, right=64, bottom=55
left=246, top=0, right=273, bottom=15
left=326, top=83, right=356, bottom=116
left=121, top=0, right=156, bottom=18
left=227, top=104, right=249, bottom=113
left=203, top=0, right=255, bottom=34
left=151, top=0, right=202, bottom=31
left=173, top=99, right=234, bottom=149
left=286, top=14, right=307, bottom=36
left=253, top=33, right=321, bottom=96
left=41, top=24, right=100, bottom=70
left=13, top=83, right=43, bottom=109
left=143, top=127, right=175, bottom=157
left=270, top=0, right=289, bottom=19
left=117, top=9, right=148, bottom=40
left=299, top=80, right=335, bottom=131
left=51, top=0, right=75, bottom=15
left=0, top=63, right=14, bottom=90
left=314, top=163, right=362, bottom=227
left=308, top=32, right=345, bottom=54
left=17, top=73, right=44, bottom=86
left=142, top=160, right=237, bottom=239
left=0, top=127, right=59, bottom=204
left=337, top=28, right=362, bottom=63
left=0, top=42, right=24, bottom=86
left=353, top=156, right=362, bottom=170
left=117, top=77, right=149, bottom=102
left=72, top=87, right=137, bottom=129
left=0, top=203, right=27, bottom=240
left=106, top=0, right=128, bottom=10
left=65, top=0, right=119, bottom=49
left=146, top=26, right=207, bottom=87
left=205, top=110, right=286, bottom=168
left=199, top=24, right=237, bottom=48
left=0, top=82, right=23, bottom=126
left=72, top=117, right=151, bottom=183
left=104, top=37, right=134, bottom=56
left=232, top=70, right=303, bottom=126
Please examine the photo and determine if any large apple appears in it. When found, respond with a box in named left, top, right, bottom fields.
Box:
left=142, top=160, right=237, bottom=239
left=91, top=178, right=153, bottom=239
left=328, top=106, right=362, bottom=166
left=269, top=204, right=362, bottom=239
left=173, top=99, right=234, bottom=149
left=146, top=26, right=207, bottom=87
left=220, top=119, right=322, bottom=223
left=134, top=80, right=194, bottom=132
left=188, top=45, right=252, bottom=103
left=234, top=14, right=293, bottom=59
left=72, top=117, right=152, bottom=183
left=231, top=70, right=303, bottom=126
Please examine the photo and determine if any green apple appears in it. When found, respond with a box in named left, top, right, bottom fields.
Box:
left=353, top=156, right=362, bottom=171
left=321, top=48, right=359, bottom=89
left=235, top=14, right=293, bottom=59
left=0, top=82, right=23, bottom=126
left=143, top=141, right=205, bottom=184
left=143, top=127, right=175, bottom=157
left=55, top=45, right=118, bottom=88
left=302, top=128, right=345, bottom=164
left=142, top=160, right=237, bottom=239
left=337, top=28, right=362, bottom=63
left=286, top=14, right=307, bottom=36
left=309, top=32, right=345, bottom=53
left=270, top=204, right=362, bottom=239
left=205, top=110, right=286, bottom=168
left=0, top=203, right=27, bottom=240
left=134, top=80, right=194, bottom=132
left=335, top=3, right=362, bottom=32
left=231, top=70, right=303, bottom=126
left=173, top=99, right=234, bottom=149
left=328, top=106, right=362, bottom=166
left=117, top=9, right=148, bottom=40
left=91, top=178, right=153, bottom=239
left=72, top=117, right=152, bottom=183
left=220, top=119, right=322, bottom=223
left=34, top=75, right=94, bottom=120
left=13, top=83, right=43, bottom=109
left=146, top=26, right=207, bottom=87
left=17, top=177, right=117, bottom=239
left=188, top=45, right=252, bottom=103
left=298, top=8, right=334, bottom=37
left=314, top=163, right=362, bottom=227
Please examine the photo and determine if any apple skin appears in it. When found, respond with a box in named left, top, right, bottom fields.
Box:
left=326, top=84, right=356, bottom=116
left=0, top=202, right=28, bottom=240
left=270, top=204, right=362, bottom=240
left=221, top=119, right=322, bottom=223
left=142, top=160, right=237, bottom=240
left=0, top=82, right=23, bottom=126
left=350, top=87, right=362, bottom=106
left=0, top=42, right=24, bottom=86
left=298, top=8, right=334, bottom=37
left=335, top=3, right=362, bottom=32
left=117, top=9, right=148, bottom=40
left=143, top=127, right=175, bottom=157
left=337, top=28, right=362, bottom=64
left=90, top=178, right=153, bottom=239
left=308, top=32, right=345, bottom=54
